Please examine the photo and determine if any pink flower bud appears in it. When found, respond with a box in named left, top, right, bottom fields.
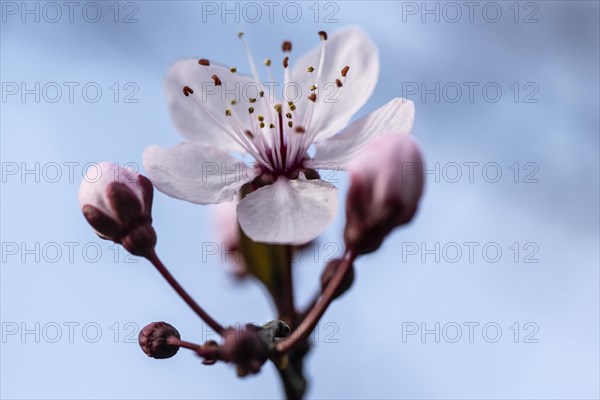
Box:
left=345, top=134, right=424, bottom=254
left=78, top=162, right=156, bottom=257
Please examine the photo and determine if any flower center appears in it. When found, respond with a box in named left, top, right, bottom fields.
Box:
left=182, top=31, right=350, bottom=177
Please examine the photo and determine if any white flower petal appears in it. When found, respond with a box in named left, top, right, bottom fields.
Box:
left=290, top=26, right=379, bottom=141
left=143, top=142, right=255, bottom=205
left=165, top=60, right=264, bottom=152
left=310, top=98, right=415, bottom=168
left=237, top=177, right=338, bottom=244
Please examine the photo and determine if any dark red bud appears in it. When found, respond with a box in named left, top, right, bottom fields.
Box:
left=138, top=322, right=181, bottom=359
left=221, top=328, right=269, bottom=374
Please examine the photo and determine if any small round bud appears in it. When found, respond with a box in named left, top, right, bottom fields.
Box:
left=321, top=259, right=355, bottom=299
left=222, top=327, right=269, bottom=375
left=344, top=134, right=424, bottom=255
left=200, top=340, right=221, bottom=365
left=138, top=322, right=181, bottom=359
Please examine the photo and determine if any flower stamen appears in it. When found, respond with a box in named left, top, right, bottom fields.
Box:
left=303, top=31, right=327, bottom=133
left=341, top=65, right=350, bottom=77
left=238, top=31, right=261, bottom=84
left=282, top=41, right=292, bottom=53
left=211, top=75, right=222, bottom=86
left=183, top=89, right=265, bottom=164
left=187, top=31, right=359, bottom=176
left=182, top=85, right=194, bottom=96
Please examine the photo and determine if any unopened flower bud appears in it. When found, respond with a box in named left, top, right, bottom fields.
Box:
left=321, top=259, right=355, bottom=299
left=200, top=340, right=221, bottom=365
left=258, top=320, right=291, bottom=344
left=78, top=162, right=156, bottom=257
left=138, top=321, right=181, bottom=359
left=221, top=327, right=269, bottom=375
left=345, top=134, right=424, bottom=255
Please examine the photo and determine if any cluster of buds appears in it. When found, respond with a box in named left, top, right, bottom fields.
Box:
left=138, top=320, right=291, bottom=377
left=78, top=132, right=424, bottom=398
left=78, top=162, right=283, bottom=374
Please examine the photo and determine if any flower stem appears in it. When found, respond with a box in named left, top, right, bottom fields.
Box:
left=146, top=251, right=225, bottom=336
left=275, top=248, right=355, bottom=354
left=167, top=337, right=203, bottom=352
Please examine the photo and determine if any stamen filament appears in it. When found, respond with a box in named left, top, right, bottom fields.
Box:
left=238, top=32, right=261, bottom=85
left=305, top=72, right=349, bottom=150
left=278, top=109, right=286, bottom=167
left=303, top=36, right=326, bottom=133
left=228, top=107, right=272, bottom=170
left=185, top=92, right=251, bottom=154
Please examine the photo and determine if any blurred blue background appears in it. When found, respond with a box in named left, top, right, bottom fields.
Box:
left=1, top=1, right=598, bottom=398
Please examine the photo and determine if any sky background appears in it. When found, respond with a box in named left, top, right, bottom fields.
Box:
left=1, top=1, right=599, bottom=399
